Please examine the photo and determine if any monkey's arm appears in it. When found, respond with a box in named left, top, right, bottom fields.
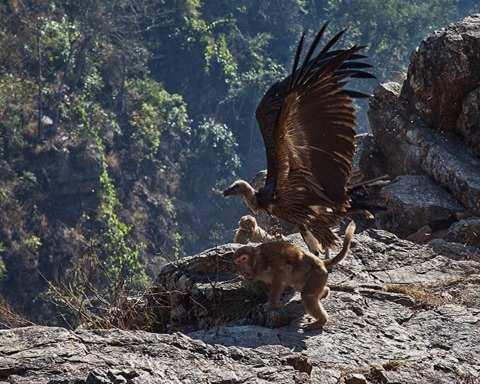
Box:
left=252, top=227, right=276, bottom=243
left=234, top=229, right=250, bottom=244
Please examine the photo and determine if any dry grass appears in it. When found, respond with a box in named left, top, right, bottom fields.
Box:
left=0, top=295, right=35, bottom=328
left=47, top=279, right=172, bottom=330
left=384, top=283, right=451, bottom=308
left=382, top=359, right=405, bottom=371
left=46, top=269, right=163, bottom=330
left=43, top=248, right=168, bottom=331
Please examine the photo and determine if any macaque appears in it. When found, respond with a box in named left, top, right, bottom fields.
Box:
left=233, top=215, right=278, bottom=244
left=233, top=221, right=356, bottom=329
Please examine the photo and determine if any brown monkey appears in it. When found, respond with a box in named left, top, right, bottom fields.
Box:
left=233, top=221, right=356, bottom=328
left=233, top=215, right=278, bottom=244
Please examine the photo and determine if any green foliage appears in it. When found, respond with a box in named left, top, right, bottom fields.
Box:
left=182, top=118, right=240, bottom=199
left=39, top=16, right=80, bottom=70
left=127, top=79, right=189, bottom=161
left=323, top=0, right=457, bottom=81
left=96, top=136, right=148, bottom=288
left=205, top=34, right=238, bottom=83
left=0, top=75, right=35, bottom=157
left=173, top=232, right=183, bottom=260
left=23, top=236, right=42, bottom=253
left=19, top=171, right=38, bottom=190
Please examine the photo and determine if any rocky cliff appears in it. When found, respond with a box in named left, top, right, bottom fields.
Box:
left=1, top=229, right=479, bottom=383
left=1, top=15, right=480, bottom=384
left=361, top=14, right=480, bottom=245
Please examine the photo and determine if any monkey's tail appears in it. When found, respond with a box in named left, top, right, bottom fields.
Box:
left=324, top=220, right=356, bottom=271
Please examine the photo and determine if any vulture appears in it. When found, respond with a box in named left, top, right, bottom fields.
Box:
left=223, top=23, right=374, bottom=255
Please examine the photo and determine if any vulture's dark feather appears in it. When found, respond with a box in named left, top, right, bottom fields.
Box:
left=250, top=24, right=374, bottom=251
left=318, top=28, right=348, bottom=58
left=294, top=23, right=329, bottom=88
left=339, top=61, right=373, bottom=69
left=342, top=89, right=372, bottom=98
left=289, top=32, right=305, bottom=91
left=304, top=47, right=359, bottom=88
left=335, top=69, right=376, bottom=79
left=299, top=36, right=349, bottom=85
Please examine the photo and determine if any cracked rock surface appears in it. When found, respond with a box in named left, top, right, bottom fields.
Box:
left=2, top=229, right=478, bottom=383
left=188, top=230, right=480, bottom=384
left=0, top=326, right=311, bottom=384
left=377, top=175, right=463, bottom=237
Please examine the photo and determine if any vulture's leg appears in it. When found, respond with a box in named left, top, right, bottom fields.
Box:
left=347, top=208, right=374, bottom=220
left=300, top=227, right=323, bottom=256
left=324, top=248, right=330, bottom=259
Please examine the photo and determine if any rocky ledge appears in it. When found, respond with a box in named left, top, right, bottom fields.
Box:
left=0, top=326, right=311, bottom=384
left=1, top=228, right=479, bottom=383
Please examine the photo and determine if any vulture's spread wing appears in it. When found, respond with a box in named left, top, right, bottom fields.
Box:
left=257, top=24, right=373, bottom=214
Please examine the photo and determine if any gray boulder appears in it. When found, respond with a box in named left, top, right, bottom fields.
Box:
left=377, top=175, right=463, bottom=237
left=368, top=81, right=480, bottom=214
left=457, top=87, right=480, bottom=156
left=366, top=16, right=480, bottom=216
left=445, top=217, right=480, bottom=246
left=401, top=14, right=480, bottom=136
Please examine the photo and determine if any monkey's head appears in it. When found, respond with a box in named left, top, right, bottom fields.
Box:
left=238, top=215, right=257, bottom=231
left=223, top=180, right=255, bottom=197
left=233, top=245, right=258, bottom=280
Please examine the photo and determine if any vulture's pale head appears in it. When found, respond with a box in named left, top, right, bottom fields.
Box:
left=223, top=180, right=255, bottom=197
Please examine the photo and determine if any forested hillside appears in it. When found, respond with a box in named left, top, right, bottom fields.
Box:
left=0, top=0, right=479, bottom=323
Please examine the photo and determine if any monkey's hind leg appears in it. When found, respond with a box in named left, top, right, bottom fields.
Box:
left=320, top=286, right=330, bottom=300
left=301, top=270, right=329, bottom=329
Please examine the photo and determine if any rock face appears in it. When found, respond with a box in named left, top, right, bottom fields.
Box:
left=445, top=217, right=480, bottom=246
left=172, top=230, right=480, bottom=384
left=368, top=82, right=480, bottom=215
left=457, top=87, right=480, bottom=156
left=401, top=15, right=480, bottom=134
left=377, top=175, right=462, bottom=237
left=1, top=229, right=479, bottom=383
left=2, top=13, right=480, bottom=384
left=365, top=15, right=480, bottom=241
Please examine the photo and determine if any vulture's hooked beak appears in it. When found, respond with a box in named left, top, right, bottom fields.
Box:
left=223, top=186, right=236, bottom=197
